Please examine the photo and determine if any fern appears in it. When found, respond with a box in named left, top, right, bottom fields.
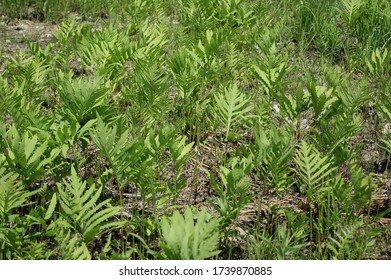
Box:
left=209, top=156, right=252, bottom=228
left=338, top=0, right=366, bottom=27
left=214, top=0, right=256, bottom=27
left=145, top=127, right=193, bottom=200
left=0, top=162, right=45, bottom=259
left=349, top=162, right=373, bottom=210
left=56, top=166, right=124, bottom=244
left=326, top=219, right=374, bottom=259
left=309, top=77, right=367, bottom=164
left=131, top=51, right=170, bottom=122
left=365, top=47, right=389, bottom=78
left=91, top=117, right=151, bottom=189
left=91, top=117, right=130, bottom=181
left=167, top=135, right=194, bottom=196
left=4, top=49, right=51, bottom=100
left=53, top=16, right=88, bottom=49
left=160, top=207, right=220, bottom=260
left=213, top=83, right=253, bottom=140
left=252, top=41, right=289, bottom=95
left=272, top=83, right=310, bottom=123
left=307, top=81, right=338, bottom=121
left=252, top=124, right=295, bottom=192
left=1, top=79, right=53, bottom=132
left=77, top=23, right=133, bottom=85
left=293, top=141, right=336, bottom=201
left=55, top=71, right=111, bottom=125
left=168, top=47, right=201, bottom=100
left=0, top=171, right=39, bottom=222
left=3, top=126, right=58, bottom=184
left=55, top=226, right=92, bottom=260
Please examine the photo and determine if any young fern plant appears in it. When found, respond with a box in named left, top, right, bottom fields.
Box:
left=3, top=125, right=59, bottom=185
left=213, top=83, right=253, bottom=141
left=145, top=126, right=194, bottom=204
left=208, top=156, right=253, bottom=229
left=0, top=170, right=39, bottom=224
left=91, top=116, right=152, bottom=191
left=293, top=141, right=336, bottom=204
left=77, top=23, right=132, bottom=79
left=251, top=124, right=295, bottom=193
left=166, top=135, right=194, bottom=202
left=338, top=0, right=366, bottom=28
left=0, top=158, right=44, bottom=260
left=326, top=219, right=375, bottom=260
left=54, top=166, right=124, bottom=244
left=365, top=48, right=389, bottom=78
left=91, top=117, right=132, bottom=186
left=160, top=207, right=220, bottom=260
left=131, top=50, right=170, bottom=126
left=1, top=79, right=53, bottom=132
left=309, top=74, right=367, bottom=164
left=54, top=71, right=112, bottom=125
left=47, top=217, right=93, bottom=260
left=252, top=41, right=289, bottom=95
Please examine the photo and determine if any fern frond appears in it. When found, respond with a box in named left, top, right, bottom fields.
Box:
left=338, top=0, right=366, bottom=27
left=55, top=71, right=111, bottom=124
left=50, top=221, right=92, bottom=260
left=349, top=162, right=372, bottom=210
left=307, top=81, right=338, bottom=120
left=3, top=126, right=58, bottom=184
left=56, top=166, right=124, bottom=244
left=326, top=220, right=367, bottom=259
left=253, top=125, right=295, bottom=192
left=213, top=83, right=253, bottom=140
left=209, top=157, right=252, bottom=228
left=293, top=141, right=336, bottom=200
left=0, top=171, right=37, bottom=221
left=1, top=79, right=53, bottom=131
left=160, top=207, right=220, bottom=260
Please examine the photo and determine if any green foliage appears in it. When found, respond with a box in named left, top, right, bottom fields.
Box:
left=307, top=82, right=338, bottom=121
left=0, top=0, right=389, bottom=260
left=326, top=219, right=375, bottom=259
left=0, top=162, right=46, bottom=259
left=252, top=124, right=295, bottom=193
left=77, top=24, right=132, bottom=80
left=365, top=48, right=389, bottom=78
left=252, top=42, right=289, bottom=95
left=160, top=207, right=220, bottom=260
left=338, top=0, right=367, bottom=27
left=293, top=141, right=336, bottom=202
left=0, top=77, right=53, bottom=132
left=209, top=157, right=252, bottom=228
left=213, top=83, right=253, bottom=140
left=49, top=220, right=92, bottom=260
left=55, top=72, right=111, bottom=124
left=292, top=0, right=342, bottom=55
left=91, top=117, right=151, bottom=189
left=2, top=126, right=59, bottom=184
left=55, top=166, right=124, bottom=244
left=248, top=209, right=308, bottom=260
left=0, top=171, right=38, bottom=222
left=271, top=223, right=306, bottom=260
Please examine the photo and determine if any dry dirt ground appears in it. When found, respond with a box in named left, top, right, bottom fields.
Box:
left=0, top=19, right=56, bottom=53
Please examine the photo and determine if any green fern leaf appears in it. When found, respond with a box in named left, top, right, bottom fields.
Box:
left=338, top=0, right=366, bottom=27
left=293, top=141, right=336, bottom=200
left=56, top=166, right=124, bottom=244
left=160, top=207, right=220, bottom=260
left=44, top=193, right=57, bottom=220
left=214, top=83, right=253, bottom=140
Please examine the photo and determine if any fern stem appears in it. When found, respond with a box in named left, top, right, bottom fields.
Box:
left=256, top=175, right=267, bottom=232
